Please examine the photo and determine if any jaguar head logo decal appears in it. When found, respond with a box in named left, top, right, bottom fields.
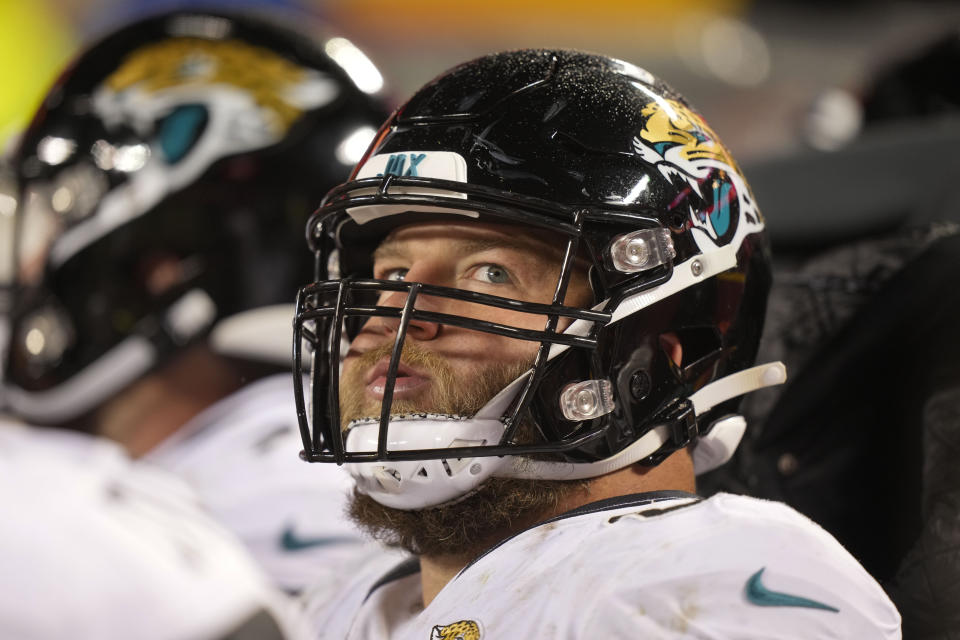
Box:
left=632, top=98, right=763, bottom=250
left=430, top=619, right=482, bottom=640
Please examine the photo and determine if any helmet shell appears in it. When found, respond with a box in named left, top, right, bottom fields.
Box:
left=300, top=49, right=771, bottom=472
left=4, top=10, right=390, bottom=424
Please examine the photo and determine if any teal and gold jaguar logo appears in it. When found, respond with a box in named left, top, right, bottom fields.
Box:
left=430, top=619, right=482, bottom=640
left=632, top=98, right=763, bottom=249
left=105, top=37, right=318, bottom=135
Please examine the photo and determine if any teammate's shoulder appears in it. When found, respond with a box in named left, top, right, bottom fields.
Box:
left=1, top=426, right=199, bottom=514
left=0, top=428, right=311, bottom=639
left=0, top=423, right=130, bottom=476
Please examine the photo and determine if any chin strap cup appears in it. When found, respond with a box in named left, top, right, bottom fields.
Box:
left=687, top=361, right=786, bottom=474
left=691, top=414, right=747, bottom=475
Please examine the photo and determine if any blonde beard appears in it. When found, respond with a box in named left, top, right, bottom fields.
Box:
left=338, top=340, right=588, bottom=557
left=338, top=341, right=531, bottom=429
left=348, top=476, right=588, bottom=557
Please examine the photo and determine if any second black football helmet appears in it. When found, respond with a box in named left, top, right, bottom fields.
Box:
left=3, top=10, right=390, bottom=424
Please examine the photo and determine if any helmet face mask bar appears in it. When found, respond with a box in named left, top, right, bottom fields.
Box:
left=293, top=50, right=784, bottom=509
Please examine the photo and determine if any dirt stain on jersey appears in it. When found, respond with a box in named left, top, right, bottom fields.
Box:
left=669, top=586, right=701, bottom=633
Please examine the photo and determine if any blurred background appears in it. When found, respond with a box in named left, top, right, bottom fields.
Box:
left=4, top=0, right=960, bottom=163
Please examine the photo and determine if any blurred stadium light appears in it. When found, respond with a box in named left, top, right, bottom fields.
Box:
left=324, top=0, right=748, bottom=46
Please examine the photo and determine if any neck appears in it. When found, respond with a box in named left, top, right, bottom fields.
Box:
left=417, top=448, right=696, bottom=606
left=420, top=552, right=473, bottom=607
left=96, top=345, right=243, bottom=457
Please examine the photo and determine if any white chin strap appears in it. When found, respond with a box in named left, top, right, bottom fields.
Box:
left=500, top=361, right=786, bottom=481
left=345, top=362, right=785, bottom=510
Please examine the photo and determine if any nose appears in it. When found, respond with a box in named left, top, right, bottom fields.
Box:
left=375, top=285, right=441, bottom=341
left=371, top=259, right=446, bottom=340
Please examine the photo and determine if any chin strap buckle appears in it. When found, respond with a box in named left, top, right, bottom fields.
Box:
left=641, top=399, right=698, bottom=466
left=667, top=399, right=698, bottom=448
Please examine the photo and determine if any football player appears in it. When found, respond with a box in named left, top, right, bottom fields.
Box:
left=0, top=423, right=312, bottom=639
left=294, top=50, right=902, bottom=637
left=1, top=9, right=393, bottom=592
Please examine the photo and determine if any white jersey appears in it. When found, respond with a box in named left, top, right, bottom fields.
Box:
left=145, top=374, right=393, bottom=592
left=0, top=423, right=310, bottom=640
left=303, top=491, right=901, bottom=639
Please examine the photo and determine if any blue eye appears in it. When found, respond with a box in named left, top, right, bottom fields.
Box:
left=475, top=264, right=510, bottom=284
left=384, top=268, right=408, bottom=281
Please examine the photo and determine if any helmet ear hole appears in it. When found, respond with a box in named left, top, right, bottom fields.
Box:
left=665, top=326, right=724, bottom=380
left=658, top=332, right=682, bottom=368
left=137, top=251, right=190, bottom=298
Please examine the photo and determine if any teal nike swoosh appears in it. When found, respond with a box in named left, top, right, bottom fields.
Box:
left=279, top=527, right=359, bottom=552
left=745, top=568, right=840, bottom=612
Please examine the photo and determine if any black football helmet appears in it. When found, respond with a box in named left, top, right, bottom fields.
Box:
left=3, top=10, right=390, bottom=424
left=294, top=50, right=784, bottom=509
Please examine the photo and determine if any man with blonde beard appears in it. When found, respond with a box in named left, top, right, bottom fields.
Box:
left=295, top=50, right=901, bottom=638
